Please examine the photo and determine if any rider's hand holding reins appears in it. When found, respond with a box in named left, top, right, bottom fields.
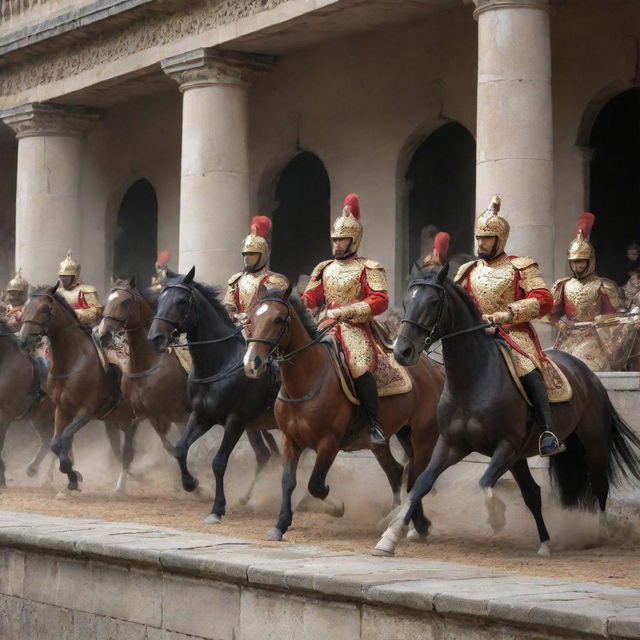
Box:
left=482, top=310, right=512, bottom=335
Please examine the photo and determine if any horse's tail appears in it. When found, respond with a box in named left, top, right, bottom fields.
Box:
left=607, top=403, right=640, bottom=487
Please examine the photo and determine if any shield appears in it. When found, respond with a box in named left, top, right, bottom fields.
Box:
left=594, top=314, right=640, bottom=370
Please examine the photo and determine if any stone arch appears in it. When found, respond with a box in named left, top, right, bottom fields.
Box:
left=264, top=151, right=331, bottom=287
left=396, top=121, right=476, bottom=285
left=111, top=178, right=158, bottom=286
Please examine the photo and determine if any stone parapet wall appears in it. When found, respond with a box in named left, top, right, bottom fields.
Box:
left=0, top=511, right=639, bottom=640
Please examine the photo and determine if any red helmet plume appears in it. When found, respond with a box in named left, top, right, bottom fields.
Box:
left=433, top=232, right=450, bottom=262
left=342, top=194, right=361, bottom=220
left=575, top=212, right=595, bottom=242
left=156, top=250, right=170, bottom=267
left=250, top=216, right=272, bottom=239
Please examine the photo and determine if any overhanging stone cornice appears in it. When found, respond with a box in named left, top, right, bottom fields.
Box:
left=0, top=102, right=101, bottom=139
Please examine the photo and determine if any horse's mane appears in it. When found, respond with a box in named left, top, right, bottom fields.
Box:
left=289, top=294, right=318, bottom=338
left=31, top=286, right=93, bottom=336
left=164, top=274, right=233, bottom=326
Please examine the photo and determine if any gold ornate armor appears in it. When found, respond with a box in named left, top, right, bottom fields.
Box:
left=2, top=268, right=29, bottom=331
left=57, top=250, right=103, bottom=324
left=551, top=213, right=628, bottom=371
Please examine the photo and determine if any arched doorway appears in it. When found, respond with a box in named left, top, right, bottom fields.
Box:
left=113, top=179, right=158, bottom=286
left=405, top=122, right=476, bottom=267
left=270, top=152, right=330, bottom=285
left=589, top=88, right=640, bottom=284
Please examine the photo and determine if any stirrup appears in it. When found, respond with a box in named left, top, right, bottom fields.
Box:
left=370, top=424, right=386, bottom=448
left=538, top=431, right=566, bottom=457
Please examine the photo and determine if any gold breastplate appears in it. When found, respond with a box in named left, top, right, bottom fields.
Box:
left=236, top=270, right=267, bottom=314
left=563, top=277, right=603, bottom=321
left=322, top=259, right=364, bottom=306
left=58, top=286, right=80, bottom=309
left=469, top=257, right=517, bottom=314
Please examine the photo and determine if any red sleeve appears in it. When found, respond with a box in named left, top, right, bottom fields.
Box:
left=361, top=270, right=389, bottom=316
left=528, top=288, right=553, bottom=317
left=548, top=282, right=565, bottom=322
left=302, top=280, right=325, bottom=310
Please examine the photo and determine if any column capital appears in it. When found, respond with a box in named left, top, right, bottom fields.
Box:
left=474, top=0, right=549, bottom=18
left=161, top=48, right=274, bottom=92
left=0, top=103, right=101, bottom=140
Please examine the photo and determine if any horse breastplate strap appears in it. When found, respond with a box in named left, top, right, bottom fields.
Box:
left=469, top=258, right=517, bottom=314
left=563, top=277, right=604, bottom=321
left=323, top=259, right=363, bottom=305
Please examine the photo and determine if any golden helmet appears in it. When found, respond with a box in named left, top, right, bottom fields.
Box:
left=58, top=250, right=81, bottom=278
left=6, top=268, right=29, bottom=293
left=475, top=195, right=510, bottom=256
left=241, top=216, right=271, bottom=271
left=331, top=193, right=362, bottom=255
left=568, top=212, right=596, bottom=278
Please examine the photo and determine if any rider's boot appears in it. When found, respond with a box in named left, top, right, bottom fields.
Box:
left=521, top=369, right=566, bottom=457
left=354, top=372, right=386, bottom=448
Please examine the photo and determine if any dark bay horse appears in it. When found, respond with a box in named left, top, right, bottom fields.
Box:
left=147, top=268, right=282, bottom=523
left=243, top=286, right=444, bottom=541
left=375, top=262, right=640, bottom=556
left=0, top=318, right=53, bottom=486
left=97, top=278, right=190, bottom=456
left=18, top=284, right=138, bottom=495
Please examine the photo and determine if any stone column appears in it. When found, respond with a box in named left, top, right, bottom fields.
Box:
left=162, top=49, right=272, bottom=286
left=475, top=0, right=554, bottom=280
left=0, top=103, right=99, bottom=285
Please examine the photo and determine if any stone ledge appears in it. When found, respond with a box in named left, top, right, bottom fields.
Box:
left=597, top=372, right=640, bottom=392
left=0, top=510, right=639, bottom=639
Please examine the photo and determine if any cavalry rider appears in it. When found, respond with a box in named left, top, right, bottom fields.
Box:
left=223, top=216, right=289, bottom=323
left=303, top=193, right=388, bottom=448
left=56, top=250, right=103, bottom=325
left=2, top=269, right=30, bottom=331
left=454, top=195, right=565, bottom=457
left=549, top=213, right=626, bottom=371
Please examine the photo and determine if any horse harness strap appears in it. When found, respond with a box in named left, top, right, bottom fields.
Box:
left=123, top=360, right=164, bottom=379
left=189, top=361, right=244, bottom=384
left=277, top=352, right=331, bottom=403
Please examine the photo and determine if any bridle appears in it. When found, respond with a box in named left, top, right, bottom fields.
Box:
left=102, top=287, right=144, bottom=333
left=22, top=292, right=80, bottom=337
left=402, top=278, right=493, bottom=349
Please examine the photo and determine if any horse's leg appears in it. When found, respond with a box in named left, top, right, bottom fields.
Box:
left=405, top=432, right=437, bottom=543
left=262, top=430, right=281, bottom=461
left=373, top=437, right=467, bottom=556
left=26, top=417, right=53, bottom=477
left=113, top=420, right=139, bottom=496
left=478, top=440, right=520, bottom=535
left=0, top=415, right=10, bottom=487
left=150, top=416, right=176, bottom=457
left=237, top=429, right=271, bottom=507
left=305, top=439, right=344, bottom=517
left=267, top=437, right=302, bottom=541
left=510, top=458, right=551, bottom=556
left=104, top=421, right=122, bottom=463
left=205, top=417, right=245, bottom=524
left=51, top=411, right=91, bottom=493
left=371, top=440, right=404, bottom=508
left=176, top=411, right=212, bottom=493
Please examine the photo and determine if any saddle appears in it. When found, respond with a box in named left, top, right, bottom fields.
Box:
left=496, top=341, right=572, bottom=404
left=323, top=335, right=413, bottom=406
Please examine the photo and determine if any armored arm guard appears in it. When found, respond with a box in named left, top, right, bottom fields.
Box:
left=548, top=278, right=569, bottom=324
left=600, top=278, right=627, bottom=313
left=223, top=273, right=242, bottom=314
left=302, top=260, right=331, bottom=310
left=506, top=258, right=553, bottom=324
left=75, top=286, right=103, bottom=324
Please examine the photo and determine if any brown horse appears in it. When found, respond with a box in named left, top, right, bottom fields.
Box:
left=97, top=278, right=190, bottom=457
left=243, top=287, right=444, bottom=541
left=18, top=284, right=138, bottom=495
left=0, top=318, right=53, bottom=486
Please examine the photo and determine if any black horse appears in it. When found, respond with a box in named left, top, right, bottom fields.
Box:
left=374, top=261, right=640, bottom=556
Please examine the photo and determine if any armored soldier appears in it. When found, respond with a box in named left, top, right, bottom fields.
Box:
left=549, top=213, right=627, bottom=371
left=223, top=216, right=289, bottom=323
left=57, top=250, right=103, bottom=325
left=454, top=195, right=564, bottom=457
left=303, top=193, right=388, bottom=447
left=2, top=269, right=29, bottom=331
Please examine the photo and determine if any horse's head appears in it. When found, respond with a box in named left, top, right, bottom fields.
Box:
left=18, top=282, right=59, bottom=353
left=243, top=283, right=292, bottom=379
left=98, top=277, right=141, bottom=348
left=147, top=266, right=197, bottom=353
left=394, top=262, right=450, bottom=366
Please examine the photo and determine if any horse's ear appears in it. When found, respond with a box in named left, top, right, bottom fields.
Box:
left=437, top=262, right=450, bottom=284
left=183, top=266, right=195, bottom=284
left=129, top=275, right=137, bottom=288
left=257, top=283, right=269, bottom=300
left=51, top=281, right=60, bottom=294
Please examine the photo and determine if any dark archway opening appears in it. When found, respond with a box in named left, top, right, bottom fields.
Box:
left=406, top=122, right=476, bottom=266
left=589, top=88, right=640, bottom=284
left=271, top=152, right=331, bottom=284
left=113, top=179, right=158, bottom=286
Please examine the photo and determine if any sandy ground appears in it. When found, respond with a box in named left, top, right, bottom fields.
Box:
left=1, top=419, right=640, bottom=589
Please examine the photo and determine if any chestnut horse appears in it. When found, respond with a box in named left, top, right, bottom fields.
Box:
left=243, top=287, right=444, bottom=541
left=97, top=278, right=190, bottom=456
left=0, top=318, right=53, bottom=486
left=18, top=284, right=138, bottom=494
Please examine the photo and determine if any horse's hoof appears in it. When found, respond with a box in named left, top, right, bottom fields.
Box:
left=371, top=545, right=395, bottom=557
left=182, top=477, right=199, bottom=493
left=203, top=513, right=222, bottom=525
left=55, top=488, right=73, bottom=499
left=266, top=527, right=283, bottom=541
left=406, top=527, right=429, bottom=543
left=326, top=499, right=345, bottom=518
left=537, top=542, right=551, bottom=557
left=26, top=465, right=38, bottom=477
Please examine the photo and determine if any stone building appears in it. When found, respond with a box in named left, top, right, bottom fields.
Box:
left=0, top=0, right=638, bottom=303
